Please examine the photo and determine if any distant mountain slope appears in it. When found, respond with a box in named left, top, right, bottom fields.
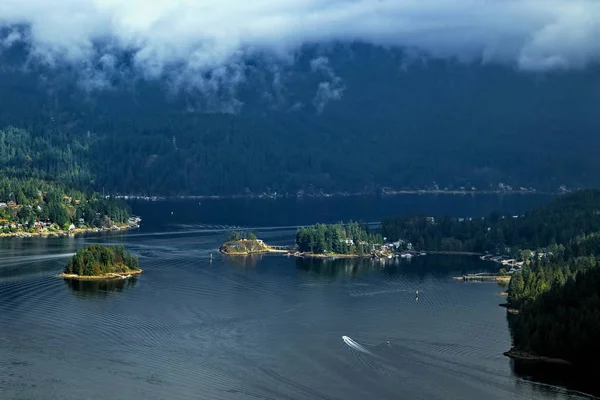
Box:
left=1, top=43, right=599, bottom=195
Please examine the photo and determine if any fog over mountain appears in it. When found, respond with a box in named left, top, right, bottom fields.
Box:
left=2, top=1, right=599, bottom=90
left=0, top=1, right=599, bottom=195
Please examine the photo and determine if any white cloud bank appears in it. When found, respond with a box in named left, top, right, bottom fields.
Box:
left=1, top=0, right=600, bottom=103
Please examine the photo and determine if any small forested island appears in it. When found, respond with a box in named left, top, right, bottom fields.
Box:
left=60, top=245, right=142, bottom=280
left=295, top=222, right=384, bottom=257
left=220, top=231, right=287, bottom=255
left=0, top=177, right=137, bottom=237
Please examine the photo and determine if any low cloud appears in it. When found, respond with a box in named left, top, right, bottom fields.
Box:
left=1, top=0, right=600, bottom=108
left=310, top=56, right=344, bottom=113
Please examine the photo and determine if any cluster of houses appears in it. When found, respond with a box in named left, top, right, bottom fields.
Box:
left=0, top=201, right=18, bottom=209
left=341, top=238, right=371, bottom=246
left=380, top=239, right=413, bottom=251
left=481, top=255, right=524, bottom=273
left=481, top=250, right=549, bottom=273
left=0, top=219, right=82, bottom=231
left=0, top=197, right=88, bottom=231
left=377, top=240, right=422, bottom=259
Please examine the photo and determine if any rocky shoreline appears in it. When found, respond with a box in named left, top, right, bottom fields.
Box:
left=503, top=347, right=572, bottom=366
left=290, top=252, right=367, bottom=259
left=0, top=222, right=139, bottom=238
left=219, top=239, right=289, bottom=255
left=59, top=269, right=143, bottom=281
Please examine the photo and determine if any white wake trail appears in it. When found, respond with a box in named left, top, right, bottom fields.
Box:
left=342, top=336, right=376, bottom=356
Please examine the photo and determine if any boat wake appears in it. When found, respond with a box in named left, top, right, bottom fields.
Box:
left=342, top=336, right=376, bottom=356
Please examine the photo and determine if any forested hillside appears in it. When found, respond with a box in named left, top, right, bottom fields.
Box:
left=381, top=190, right=600, bottom=254
left=384, top=188, right=600, bottom=365
left=506, top=233, right=600, bottom=365
left=0, top=127, right=92, bottom=186
left=2, top=44, right=600, bottom=195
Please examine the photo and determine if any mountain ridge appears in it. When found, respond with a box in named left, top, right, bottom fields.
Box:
left=0, top=43, right=599, bottom=195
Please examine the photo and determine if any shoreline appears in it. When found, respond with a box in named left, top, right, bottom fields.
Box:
left=498, top=302, right=520, bottom=314
left=503, top=348, right=572, bottom=366
left=291, top=252, right=369, bottom=259
left=117, top=189, right=560, bottom=202
left=453, top=274, right=511, bottom=283
left=59, top=269, right=143, bottom=281
left=219, top=239, right=292, bottom=256
left=0, top=223, right=139, bottom=239
left=426, top=251, right=484, bottom=256
left=221, top=248, right=288, bottom=255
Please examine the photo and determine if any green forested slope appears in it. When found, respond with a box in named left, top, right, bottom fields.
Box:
left=381, top=190, right=600, bottom=253
left=2, top=44, right=600, bottom=195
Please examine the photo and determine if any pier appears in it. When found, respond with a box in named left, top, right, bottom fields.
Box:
left=269, top=245, right=298, bottom=251
left=453, top=273, right=511, bottom=283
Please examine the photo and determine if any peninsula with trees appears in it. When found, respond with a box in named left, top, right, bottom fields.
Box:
left=221, top=222, right=387, bottom=258
left=381, top=190, right=600, bottom=256
left=295, top=222, right=384, bottom=257
left=380, top=189, right=600, bottom=367
left=503, top=230, right=600, bottom=366
left=60, top=245, right=142, bottom=280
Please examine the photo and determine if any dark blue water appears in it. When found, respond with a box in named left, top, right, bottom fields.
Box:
left=0, top=194, right=595, bottom=399
left=131, top=193, right=553, bottom=229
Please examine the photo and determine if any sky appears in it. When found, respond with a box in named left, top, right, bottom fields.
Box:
left=0, top=0, right=599, bottom=107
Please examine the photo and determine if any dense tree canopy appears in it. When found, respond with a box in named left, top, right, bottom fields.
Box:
left=64, top=245, right=140, bottom=276
left=0, top=176, right=130, bottom=232
left=2, top=44, right=600, bottom=195
left=381, top=190, right=600, bottom=254
left=296, top=222, right=383, bottom=254
left=507, top=235, right=600, bottom=365
left=380, top=189, right=600, bottom=364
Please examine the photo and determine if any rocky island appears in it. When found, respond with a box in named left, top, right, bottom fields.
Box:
left=60, top=244, right=142, bottom=280
left=220, top=232, right=288, bottom=255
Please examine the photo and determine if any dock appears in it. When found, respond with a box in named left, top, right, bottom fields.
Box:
left=269, top=245, right=298, bottom=251
left=453, top=273, right=511, bottom=283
